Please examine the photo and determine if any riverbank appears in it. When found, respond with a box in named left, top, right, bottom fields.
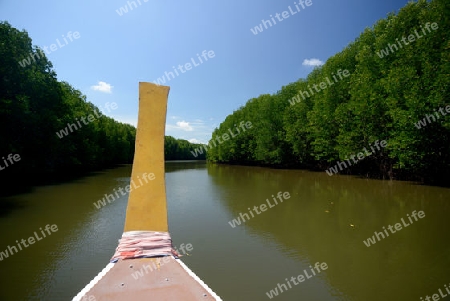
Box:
left=206, top=160, right=450, bottom=187
left=206, top=0, right=449, bottom=188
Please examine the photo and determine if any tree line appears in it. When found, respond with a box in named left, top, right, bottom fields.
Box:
left=0, top=21, right=204, bottom=196
left=165, top=136, right=206, bottom=160
left=206, top=0, right=450, bottom=185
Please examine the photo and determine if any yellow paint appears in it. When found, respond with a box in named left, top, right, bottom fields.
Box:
left=124, top=82, right=170, bottom=232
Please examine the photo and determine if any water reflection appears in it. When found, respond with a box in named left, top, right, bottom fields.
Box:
left=0, top=162, right=449, bottom=301
left=207, top=163, right=450, bottom=300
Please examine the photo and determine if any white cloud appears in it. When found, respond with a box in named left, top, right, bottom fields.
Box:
left=188, top=138, right=203, bottom=144
left=302, top=58, right=324, bottom=67
left=91, top=81, right=113, bottom=93
left=176, top=121, right=193, bottom=131
left=167, top=120, right=193, bottom=131
left=165, top=118, right=216, bottom=143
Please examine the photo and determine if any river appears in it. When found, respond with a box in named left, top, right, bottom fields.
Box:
left=0, top=161, right=449, bottom=301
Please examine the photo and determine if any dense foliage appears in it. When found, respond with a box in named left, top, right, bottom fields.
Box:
left=207, top=0, right=450, bottom=184
left=0, top=22, right=204, bottom=195
left=165, top=136, right=206, bottom=160
left=0, top=21, right=136, bottom=185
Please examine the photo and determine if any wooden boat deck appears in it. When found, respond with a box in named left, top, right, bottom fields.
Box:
left=73, top=257, right=221, bottom=301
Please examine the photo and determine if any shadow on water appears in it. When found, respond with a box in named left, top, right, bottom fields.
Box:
left=0, top=164, right=131, bottom=198
left=0, top=165, right=133, bottom=301
left=165, top=160, right=207, bottom=173
left=0, top=197, right=26, bottom=217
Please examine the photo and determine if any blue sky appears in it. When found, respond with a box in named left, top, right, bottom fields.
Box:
left=1, top=0, right=411, bottom=143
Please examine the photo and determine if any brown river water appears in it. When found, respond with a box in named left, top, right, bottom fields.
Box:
left=0, top=161, right=449, bottom=301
